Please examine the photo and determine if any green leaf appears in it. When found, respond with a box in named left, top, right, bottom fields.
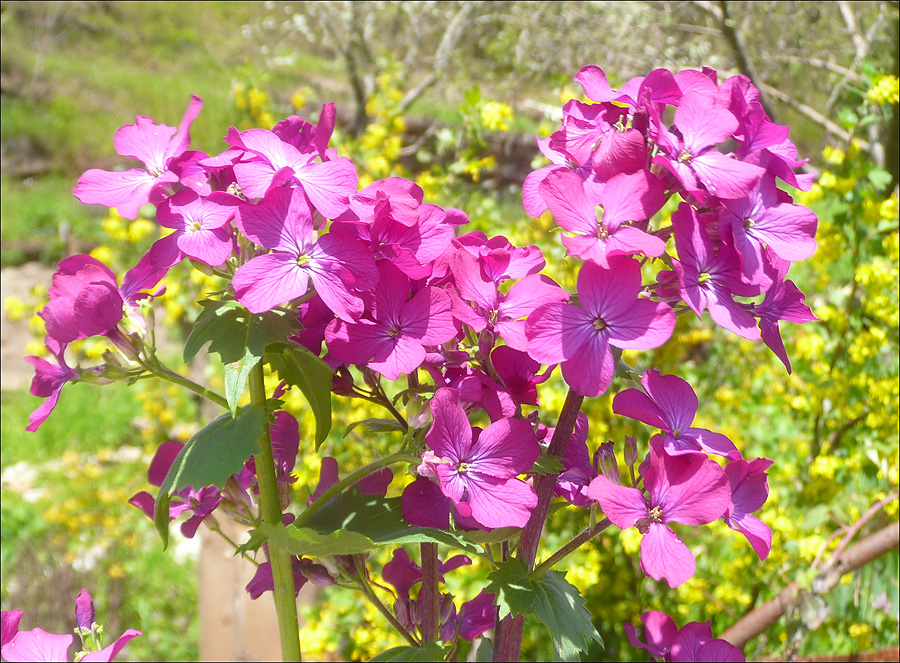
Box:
left=867, top=167, right=892, bottom=189
left=369, top=643, right=450, bottom=662
left=154, top=405, right=266, bottom=548
left=530, top=454, right=564, bottom=475
left=486, top=560, right=602, bottom=661
left=234, top=527, right=268, bottom=557
left=259, top=522, right=375, bottom=556
left=224, top=349, right=260, bottom=416
left=265, top=343, right=333, bottom=449
left=183, top=299, right=296, bottom=364
left=344, top=418, right=406, bottom=438
left=464, top=86, right=482, bottom=106
left=304, top=492, right=486, bottom=558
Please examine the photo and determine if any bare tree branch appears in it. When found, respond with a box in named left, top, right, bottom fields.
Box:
left=767, top=54, right=866, bottom=82
left=722, top=518, right=899, bottom=648
left=397, top=2, right=475, bottom=114
left=716, top=1, right=782, bottom=124
left=759, top=81, right=873, bottom=153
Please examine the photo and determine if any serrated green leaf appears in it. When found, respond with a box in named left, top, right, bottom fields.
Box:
left=183, top=299, right=296, bottom=364
left=265, top=343, right=333, bottom=448
left=344, top=418, right=406, bottom=438
left=260, top=522, right=375, bottom=556
left=224, top=349, right=260, bottom=416
left=369, top=643, right=450, bottom=662
left=486, top=560, right=602, bottom=661
left=460, top=526, right=521, bottom=545
left=304, top=492, right=486, bottom=558
left=234, top=527, right=268, bottom=557
left=531, top=454, right=564, bottom=475
left=154, top=406, right=266, bottom=549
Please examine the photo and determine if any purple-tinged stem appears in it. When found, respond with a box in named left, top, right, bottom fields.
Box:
left=492, top=388, right=584, bottom=662
left=419, top=542, right=440, bottom=643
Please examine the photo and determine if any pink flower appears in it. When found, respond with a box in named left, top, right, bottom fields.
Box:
left=325, top=261, right=457, bottom=380
left=587, top=437, right=730, bottom=587
left=24, top=339, right=78, bottom=432
left=147, top=189, right=242, bottom=268
left=613, top=369, right=741, bottom=459
left=624, top=610, right=745, bottom=661
left=74, top=95, right=203, bottom=219
left=724, top=457, right=774, bottom=560
left=233, top=187, right=378, bottom=319
left=526, top=257, right=675, bottom=397
left=417, top=388, right=539, bottom=529
left=539, top=168, right=666, bottom=267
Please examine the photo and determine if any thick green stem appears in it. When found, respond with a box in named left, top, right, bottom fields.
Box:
left=419, top=542, right=440, bottom=643
left=249, top=364, right=302, bottom=662
left=294, top=453, right=421, bottom=528
left=493, top=388, right=585, bottom=662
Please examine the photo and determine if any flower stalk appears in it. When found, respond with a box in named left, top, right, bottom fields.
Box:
left=249, top=363, right=302, bottom=662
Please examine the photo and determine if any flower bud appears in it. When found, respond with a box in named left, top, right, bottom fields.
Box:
left=623, top=436, right=638, bottom=467
left=594, top=442, right=621, bottom=485
left=331, top=368, right=355, bottom=397
left=298, top=559, right=334, bottom=587
left=74, top=588, right=95, bottom=630
left=439, top=593, right=456, bottom=625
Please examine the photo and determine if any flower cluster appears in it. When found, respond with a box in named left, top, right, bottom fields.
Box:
left=23, top=61, right=819, bottom=661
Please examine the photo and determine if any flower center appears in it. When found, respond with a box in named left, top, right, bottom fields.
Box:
left=296, top=254, right=311, bottom=267
left=190, top=221, right=203, bottom=232
left=677, top=149, right=693, bottom=164
left=457, top=462, right=469, bottom=475
left=387, top=325, right=402, bottom=338
left=648, top=505, right=663, bottom=523
left=592, top=317, right=608, bottom=331
left=743, top=217, right=755, bottom=230
left=698, top=272, right=711, bottom=284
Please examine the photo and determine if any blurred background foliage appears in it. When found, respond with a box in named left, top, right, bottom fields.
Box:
left=1, top=1, right=897, bottom=661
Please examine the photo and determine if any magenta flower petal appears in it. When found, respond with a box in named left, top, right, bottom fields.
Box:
left=80, top=629, right=142, bottom=663
left=426, top=388, right=474, bottom=461
left=233, top=253, right=310, bottom=314
left=1, top=628, right=72, bottom=662
left=642, top=370, right=698, bottom=431
left=114, top=117, right=175, bottom=171
left=612, top=389, right=668, bottom=430
left=466, top=417, right=539, bottom=478
left=401, top=478, right=452, bottom=528
left=294, top=158, right=358, bottom=218
left=73, top=168, right=160, bottom=220
left=525, top=303, right=591, bottom=364
left=560, top=331, right=616, bottom=398
left=464, top=474, right=537, bottom=528
left=623, top=610, right=678, bottom=659
left=458, top=591, right=497, bottom=641
left=586, top=476, right=648, bottom=529
left=147, top=233, right=184, bottom=269
left=640, top=522, right=696, bottom=588
left=691, top=639, right=746, bottom=662
left=1, top=611, right=23, bottom=647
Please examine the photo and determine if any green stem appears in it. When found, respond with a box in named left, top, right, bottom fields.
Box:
left=294, top=453, right=421, bottom=528
left=249, top=364, right=302, bottom=662
left=532, top=518, right=611, bottom=576
left=147, top=359, right=229, bottom=410
left=356, top=572, right=419, bottom=647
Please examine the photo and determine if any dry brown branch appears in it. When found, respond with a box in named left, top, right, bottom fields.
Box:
left=722, top=520, right=900, bottom=648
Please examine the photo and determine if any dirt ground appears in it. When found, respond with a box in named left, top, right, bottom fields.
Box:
left=1, top=262, right=54, bottom=392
